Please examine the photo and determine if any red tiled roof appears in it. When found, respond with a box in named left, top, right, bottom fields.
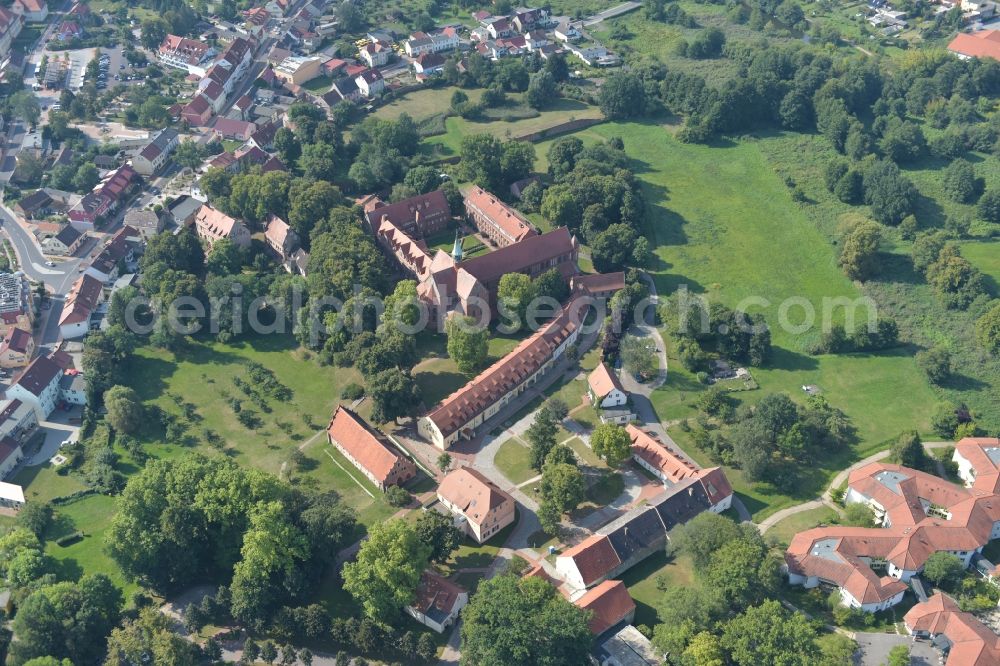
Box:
left=954, top=437, right=1000, bottom=493
left=437, top=467, right=513, bottom=527
left=458, top=227, right=576, bottom=285
left=948, top=30, right=1000, bottom=60
left=327, top=405, right=409, bottom=485
left=574, top=580, right=635, bottom=635
left=559, top=534, right=621, bottom=587
left=464, top=185, right=536, bottom=244
left=627, top=424, right=698, bottom=485
left=2, top=328, right=32, bottom=354
left=571, top=272, right=625, bottom=295
left=409, top=570, right=466, bottom=617
left=905, top=593, right=1000, bottom=666
left=588, top=362, right=624, bottom=400
left=365, top=190, right=450, bottom=234
left=59, top=273, right=102, bottom=325
left=425, top=298, right=583, bottom=438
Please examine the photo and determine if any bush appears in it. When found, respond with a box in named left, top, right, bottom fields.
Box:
left=55, top=531, right=85, bottom=547
left=341, top=383, right=364, bottom=400
left=385, top=485, right=410, bottom=507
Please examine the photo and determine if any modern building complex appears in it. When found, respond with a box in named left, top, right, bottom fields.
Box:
left=436, top=467, right=516, bottom=543
left=327, top=405, right=416, bottom=491
left=786, top=438, right=1000, bottom=612
left=418, top=298, right=584, bottom=449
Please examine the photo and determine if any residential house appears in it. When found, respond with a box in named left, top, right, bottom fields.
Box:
left=588, top=362, right=627, bottom=408
left=0, top=273, right=33, bottom=339
left=55, top=20, right=82, bottom=41
left=325, top=77, right=361, bottom=104
left=404, top=28, right=459, bottom=57
left=355, top=68, right=385, bottom=97
left=0, top=437, right=23, bottom=480
left=86, top=225, right=138, bottom=283
left=595, top=625, right=663, bottom=666
left=247, top=120, right=280, bottom=151
left=574, top=580, right=636, bottom=636
left=211, top=117, right=257, bottom=141
left=556, top=472, right=733, bottom=590
left=124, top=209, right=163, bottom=240
left=200, top=80, right=227, bottom=114
left=512, top=6, right=548, bottom=33
left=0, top=399, right=37, bottom=446
left=524, top=29, right=549, bottom=51
left=786, top=442, right=1000, bottom=612
left=903, top=593, right=1000, bottom=666
left=486, top=18, right=512, bottom=39
left=360, top=41, right=391, bottom=67
left=132, top=128, right=180, bottom=176
left=365, top=190, right=451, bottom=238
left=405, top=571, right=468, bottom=633
left=242, top=6, right=269, bottom=35
left=263, top=214, right=300, bottom=265
left=0, top=481, right=25, bottom=507
left=413, top=52, right=446, bottom=76
left=569, top=43, right=620, bottom=67
left=367, top=28, right=395, bottom=45
left=274, top=55, right=324, bottom=85
left=165, top=195, right=205, bottom=229
left=14, top=0, right=47, bottom=23
left=418, top=298, right=583, bottom=449
left=0, top=328, right=33, bottom=368
left=67, top=164, right=139, bottom=230
left=42, top=225, right=85, bottom=258
left=0, top=7, right=24, bottom=68
left=326, top=405, right=416, bottom=491
left=7, top=355, right=63, bottom=419
left=59, top=273, right=103, bottom=339
left=437, top=467, right=516, bottom=542
left=59, top=371, right=86, bottom=406
left=463, top=185, right=536, bottom=247
left=192, top=204, right=251, bottom=249
left=158, top=35, right=215, bottom=76
left=14, top=189, right=55, bottom=219
left=554, top=21, right=580, bottom=43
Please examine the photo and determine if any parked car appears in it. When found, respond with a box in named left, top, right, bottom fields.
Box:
left=45, top=260, right=56, bottom=267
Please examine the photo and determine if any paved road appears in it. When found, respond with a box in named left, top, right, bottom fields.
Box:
left=582, top=1, right=642, bottom=26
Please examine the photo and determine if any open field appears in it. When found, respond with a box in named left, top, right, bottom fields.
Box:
left=531, top=121, right=943, bottom=518
left=374, top=86, right=483, bottom=121
left=44, top=494, right=140, bottom=598
left=13, top=464, right=89, bottom=504
left=126, top=335, right=398, bottom=529
left=963, top=241, right=1000, bottom=293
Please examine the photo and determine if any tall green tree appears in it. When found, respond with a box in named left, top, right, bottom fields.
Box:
left=342, top=520, right=432, bottom=624
left=721, top=600, right=820, bottom=666
left=446, top=315, right=490, bottom=373
left=590, top=423, right=632, bottom=468
left=460, top=574, right=591, bottom=666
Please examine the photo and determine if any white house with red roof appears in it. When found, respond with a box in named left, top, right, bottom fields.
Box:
left=7, top=355, right=63, bottom=419
left=355, top=68, right=385, bottom=97
left=904, top=592, right=1000, bottom=666
left=192, top=204, right=250, bottom=249
left=588, top=362, right=628, bottom=409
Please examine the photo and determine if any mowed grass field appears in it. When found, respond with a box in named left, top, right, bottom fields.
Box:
left=128, top=334, right=395, bottom=527
left=532, top=121, right=940, bottom=519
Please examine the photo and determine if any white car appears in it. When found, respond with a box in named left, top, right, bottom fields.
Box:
left=45, top=261, right=56, bottom=267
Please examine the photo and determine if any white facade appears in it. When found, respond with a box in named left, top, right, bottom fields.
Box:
left=59, top=319, right=90, bottom=339
left=405, top=591, right=468, bottom=633
left=954, top=449, right=977, bottom=487
left=593, top=387, right=628, bottom=409
left=555, top=556, right=588, bottom=591
left=0, top=442, right=22, bottom=479
left=7, top=375, right=61, bottom=420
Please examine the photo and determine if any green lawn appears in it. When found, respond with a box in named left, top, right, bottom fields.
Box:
left=44, top=494, right=139, bottom=598
left=962, top=240, right=1000, bottom=294
left=494, top=438, right=536, bottom=485
left=766, top=506, right=841, bottom=548
left=532, top=121, right=941, bottom=519
left=302, top=75, right=332, bottom=93
left=619, top=551, right=696, bottom=628
left=413, top=332, right=521, bottom=405
left=422, top=96, right=603, bottom=159
left=374, top=86, right=483, bottom=121
left=12, top=464, right=89, bottom=504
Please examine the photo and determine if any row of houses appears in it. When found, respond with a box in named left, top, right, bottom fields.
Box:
left=786, top=437, right=1000, bottom=612
left=67, top=163, right=141, bottom=230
